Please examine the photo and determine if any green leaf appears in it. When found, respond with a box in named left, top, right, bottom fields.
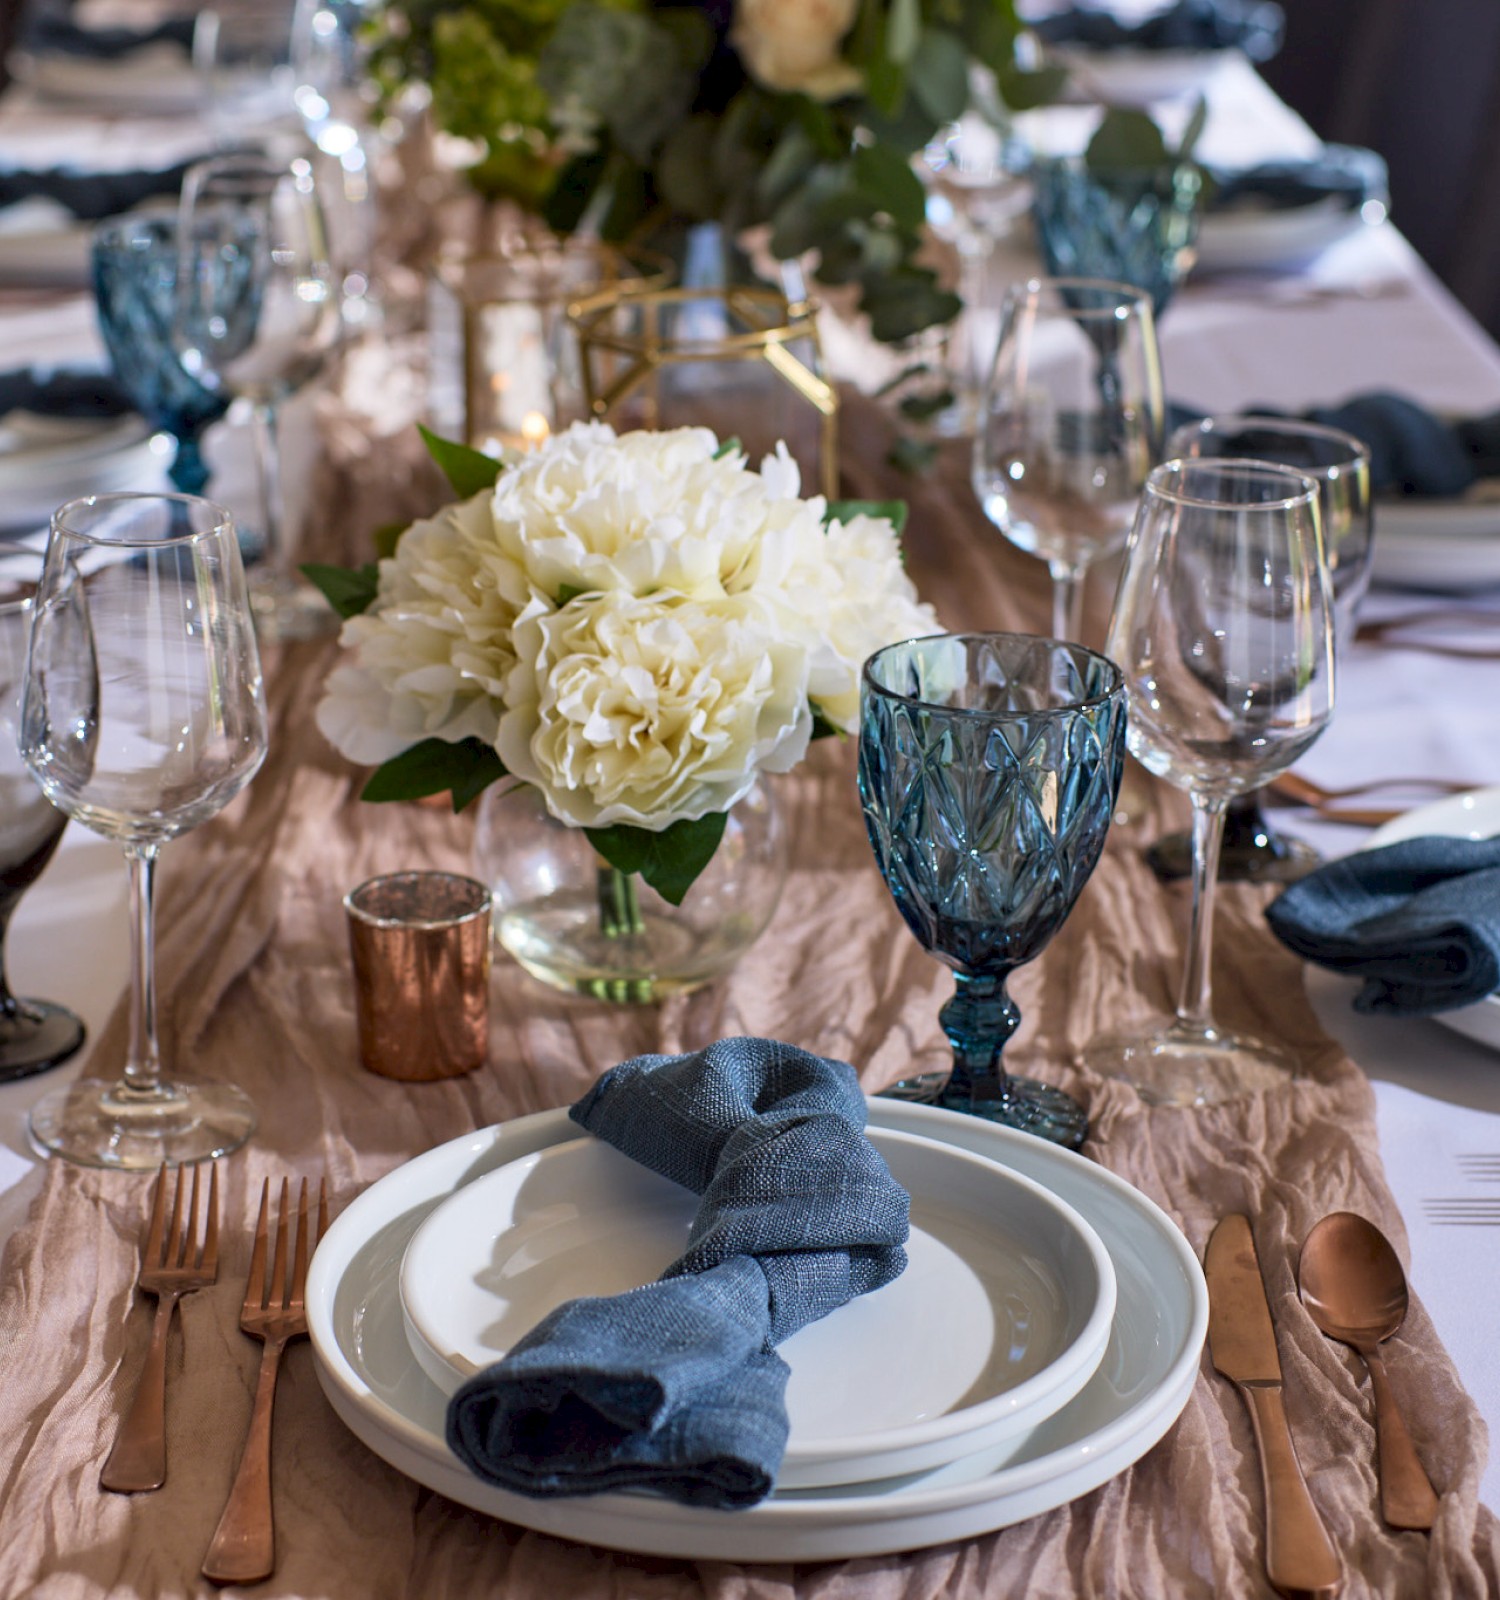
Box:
left=898, top=387, right=958, bottom=422
left=300, top=562, right=378, bottom=620
left=995, top=62, right=1066, bottom=111
left=1176, top=94, right=1209, bottom=164
left=713, top=436, right=742, bottom=459
left=810, top=710, right=844, bottom=741
left=860, top=269, right=960, bottom=343
left=908, top=29, right=970, bottom=124
left=418, top=425, right=504, bottom=498
left=656, top=115, right=724, bottom=220
left=372, top=522, right=407, bottom=561
left=555, top=582, right=590, bottom=604
left=824, top=498, right=909, bottom=535
left=359, top=736, right=507, bottom=811
left=865, top=52, right=907, bottom=118
left=888, top=433, right=940, bottom=474
left=544, top=148, right=611, bottom=235
left=585, top=811, right=729, bottom=906
left=851, top=143, right=928, bottom=232
left=1085, top=108, right=1168, bottom=173
left=887, top=0, right=922, bottom=62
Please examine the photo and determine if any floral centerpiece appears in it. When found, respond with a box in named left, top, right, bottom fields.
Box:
left=371, top=0, right=1054, bottom=343
left=311, top=423, right=939, bottom=932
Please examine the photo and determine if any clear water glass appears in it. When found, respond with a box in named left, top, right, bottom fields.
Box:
left=20, top=493, right=268, bottom=1168
left=859, top=633, right=1126, bottom=1149
left=1148, top=415, right=1374, bottom=884
left=974, top=277, right=1164, bottom=641
left=1080, top=459, right=1335, bottom=1106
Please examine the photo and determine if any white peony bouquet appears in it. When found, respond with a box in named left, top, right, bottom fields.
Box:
left=311, top=422, right=939, bottom=903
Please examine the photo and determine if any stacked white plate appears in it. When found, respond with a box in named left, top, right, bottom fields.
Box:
left=0, top=407, right=165, bottom=533
left=307, top=1099, right=1208, bottom=1561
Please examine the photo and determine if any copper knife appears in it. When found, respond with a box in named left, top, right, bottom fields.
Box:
left=1205, top=1214, right=1342, bottom=1600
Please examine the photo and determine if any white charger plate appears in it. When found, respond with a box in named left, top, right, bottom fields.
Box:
left=1367, top=787, right=1500, bottom=1050
left=1371, top=497, right=1500, bottom=593
left=398, top=1126, right=1117, bottom=1491
left=0, top=411, right=163, bottom=531
left=307, top=1099, right=1207, bottom=1562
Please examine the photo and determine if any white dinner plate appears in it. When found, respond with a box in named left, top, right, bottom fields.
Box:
left=0, top=410, right=163, bottom=531
left=398, top=1127, right=1117, bottom=1490
left=1194, top=198, right=1370, bottom=273
left=11, top=46, right=205, bottom=115
left=307, top=1100, right=1208, bottom=1562
left=1045, top=44, right=1226, bottom=107
left=1371, top=496, right=1500, bottom=593
left=1367, top=787, right=1500, bottom=1051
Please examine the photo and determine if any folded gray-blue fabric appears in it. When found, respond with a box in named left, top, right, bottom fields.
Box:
left=445, top=1037, right=910, bottom=1508
left=1266, top=836, right=1500, bottom=1014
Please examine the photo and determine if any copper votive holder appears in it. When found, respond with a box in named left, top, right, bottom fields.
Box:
left=344, top=872, right=492, bottom=1081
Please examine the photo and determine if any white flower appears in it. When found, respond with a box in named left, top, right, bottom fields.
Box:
left=732, top=0, right=863, bottom=99
left=497, top=589, right=812, bottom=829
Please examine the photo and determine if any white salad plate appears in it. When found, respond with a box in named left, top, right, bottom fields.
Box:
left=1368, top=787, right=1500, bottom=1052
left=307, top=1100, right=1208, bottom=1562
left=1372, top=497, right=1500, bottom=593
left=0, top=409, right=162, bottom=531
left=1045, top=44, right=1226, bottom=107
left=1195, top=198, right=1371, bottom=273
left=12, top=46, right=205, bottom=115
left=398, top=1126, right=1117, bottom=1491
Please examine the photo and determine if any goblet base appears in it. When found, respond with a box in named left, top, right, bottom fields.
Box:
left=1147, top=823, right=1320, bottom=885
left=248, top=567, right=338, bottom=643
left=0, top=1000, right=85, bottom=1083
left=28, top=1078, right=257, bottom=1170
left=1079, top=1024, right=1300, bottom=1107
left=880, top=1070, right=1089, bottom=1150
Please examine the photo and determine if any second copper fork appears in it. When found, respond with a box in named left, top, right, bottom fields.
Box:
left=202, top=1176, right=328, bottom=1587
left=100, top=1162, right=219, bottom=1494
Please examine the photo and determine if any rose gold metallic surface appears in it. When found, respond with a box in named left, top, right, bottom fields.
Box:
left=344, top=872, right=491, bottom=1081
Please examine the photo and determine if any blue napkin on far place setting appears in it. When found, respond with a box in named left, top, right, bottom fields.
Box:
left=0, top=159, right=202, bottom=224
left=22, top=8, right=196, bottom=59
left=1033, top=0, right=1284, bottom=59
left=1206, top=144, right=1389, bottom=216
left=445, top=1038, right=911, bottom=1510
left=1266, top=836, right=1500, bottom=1015
left=0, top=367, right=132, bottom=420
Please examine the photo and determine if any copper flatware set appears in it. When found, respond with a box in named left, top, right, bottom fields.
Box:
left=101, top=1164, right=330, bottom=1586
left=1206, top=1211, right=1441, bottom=1599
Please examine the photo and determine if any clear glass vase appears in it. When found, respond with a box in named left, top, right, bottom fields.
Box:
left=473, top=780, right=788, bottom=1002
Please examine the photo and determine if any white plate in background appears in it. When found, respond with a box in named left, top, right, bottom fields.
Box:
left=1371, top=497, right=1500, bottom=593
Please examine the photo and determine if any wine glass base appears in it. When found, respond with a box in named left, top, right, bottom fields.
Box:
left=248, top=567, right=338, bottom=642
left=0, top=1000, right=85, bottom=1083
left=28, top=1078, right=257, bottom=1170
left=1079, top=1026, right=1300, bottom=1107
left=880, top=1071, right=1089, bottom=1150
left=1147, top=825, right=1321, bottom=885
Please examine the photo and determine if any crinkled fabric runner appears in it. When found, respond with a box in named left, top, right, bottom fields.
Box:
left=0, top=394, right=1496, bottom=1598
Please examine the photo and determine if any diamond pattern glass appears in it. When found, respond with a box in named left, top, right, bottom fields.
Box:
left=859, top=634, right=1125, bottom=1148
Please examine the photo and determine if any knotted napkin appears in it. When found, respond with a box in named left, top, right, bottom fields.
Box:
left=1034, top=0, right=1284, bottom=59
left=0, top=367, right=130, bottom=419
left=445, top=1037, right=910, bottom=1509
left=1266, top=836, right=1500, bottom=1014
left=1207, top=144, right=1388, bottom=215
left=0, top=160, right=201, bottom=224
left=24, top=9, right=195, bottom=59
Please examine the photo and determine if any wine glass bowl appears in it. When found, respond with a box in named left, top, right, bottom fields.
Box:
left=1080, top=458, right=1335, bottom=1106
left=20, top=493, right=268, bottom=1168
left=859, top=632, right=1126, bottom=1149
left=1147, top=415, right=1373, bottom=884
left=974, top=277, right=1164, bottom=641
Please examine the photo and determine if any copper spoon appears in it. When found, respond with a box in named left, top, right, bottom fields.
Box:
left=1298, top=1213, right=1439, bottom=1531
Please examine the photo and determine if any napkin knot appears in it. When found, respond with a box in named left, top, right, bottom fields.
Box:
left=445, top=1037, right=910, bottom=1508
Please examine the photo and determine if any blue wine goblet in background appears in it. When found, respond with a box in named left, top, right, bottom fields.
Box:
left=859, top=632, right=1126, bottom=1149
left=93, top=215, right=230, bottom=496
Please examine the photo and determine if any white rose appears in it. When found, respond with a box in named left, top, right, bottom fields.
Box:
left=496, top=589, right=812, bottom=829
left=774, top=510, right=941, bottom=732
left=732, top=0, right=863, bottom=99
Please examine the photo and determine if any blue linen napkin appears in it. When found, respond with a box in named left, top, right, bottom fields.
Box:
left=0, top=367, right=131, bottom=418
left=1206, top=145, right=1388, bottom=215
left=1266, top=836, right=1500, bottom=1014
left=0, top=160, right=203, bottom=224
left=1167, top=394, right=1500, bottom=498
left=1034, top=0, right=1284, bottom=59
left=444, top=1037, right=911, bottom=1509
left=23, top=8, right=196, bottom=59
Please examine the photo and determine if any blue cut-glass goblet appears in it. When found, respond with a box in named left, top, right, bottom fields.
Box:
left=858, top=632, right=1126, bottom=1148
left=92, top=215, right=231, bottom=495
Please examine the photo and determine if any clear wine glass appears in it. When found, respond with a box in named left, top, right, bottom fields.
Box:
left=0, top=578, right=85, bottom=1081
left=175, top=151, right=342, bottom=639
left=859, top=632, right=1126, bottom=1149
left=20, top=493, right=268, bottom=1168
left=973, top=277, right=1164, bottom=642
left=1147, top=415, right=1373, bottom=885
left=1080, top=458, right=1335, bottom=1106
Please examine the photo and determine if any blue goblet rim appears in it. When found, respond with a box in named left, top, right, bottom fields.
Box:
left=1148, top=456, right=1321, bottom=512
left=92, top=212, right=177, bottom=253
left=1005, top=274, right=1155, bottom=324
left=1028, top=152, right=1204, bottom=190
left=51, top=491, right=236, bottom=551
left=862, top=632, right=1125, bottom=720
left=1165, top=414, right=1371, bottom=481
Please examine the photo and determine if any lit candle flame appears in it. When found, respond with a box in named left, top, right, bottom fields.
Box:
left=521, top=412, right=551, bottom=449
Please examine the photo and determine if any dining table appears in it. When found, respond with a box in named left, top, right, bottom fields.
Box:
left=1, top=22, right=1500, bottom=1600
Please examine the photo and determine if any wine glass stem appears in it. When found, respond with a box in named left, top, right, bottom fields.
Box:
left=1049, top=560, right=1087, bottom=642
left=941, top=970, right=1020, bottom=1104
left=251, top=400, right=284, bottom=577
left=123, top=843, right=163, bottom=1095
left=1176, top=795, right=1228, bottom=1035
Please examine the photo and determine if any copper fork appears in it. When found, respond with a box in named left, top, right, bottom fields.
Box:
left=100, top=1162, right=219, bottom=1493
left=202, top=1176, right=328, bottom=1586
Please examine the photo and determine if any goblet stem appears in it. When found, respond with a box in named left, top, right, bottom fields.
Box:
left=251, top=401, right=284, bottom=577
left=1049, top=560, right=1087, bottom=643
left=1176, top=795, right=1228, bottom=1038
left=122, top=843, right=163, bottom=1097
left=167, top=428, right=212, bottom=496
left=939, top=970, right=1021, bottom=1109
